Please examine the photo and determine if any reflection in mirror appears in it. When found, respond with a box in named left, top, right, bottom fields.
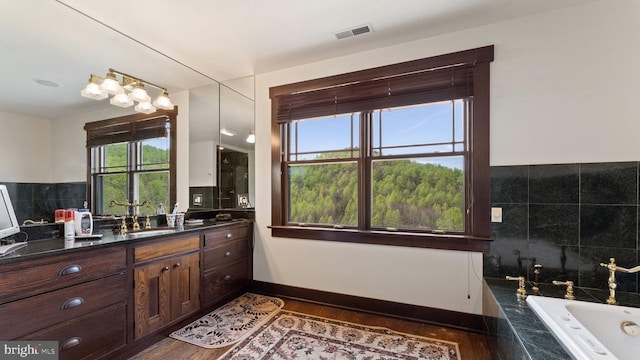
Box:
left=189, top=83, right=220, bottom=208
left=0, top=2, right=254, bottom=224
left=219, top=83, right=255, bottom=209
left=188, top=81, right=255, bottom=210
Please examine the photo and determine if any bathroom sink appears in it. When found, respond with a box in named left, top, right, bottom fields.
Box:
left=124, top=229, right=176, bottom=239
left=527, top=295, right=640, bottom=360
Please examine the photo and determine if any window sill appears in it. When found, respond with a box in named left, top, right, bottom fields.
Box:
left=269, top=226, right=493, bottom=252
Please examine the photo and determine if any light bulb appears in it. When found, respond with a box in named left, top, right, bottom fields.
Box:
left=128, top=83, right=150, bottom=103
left=135, top=101, right=156, bottom=114
left=152, top=91, right=174, bottom=110
left=100, top=72, right=123, bottom=95
left=110, top=93, right=133, bottom=107
left=80, top=76, right=107, bottom=100
left=246, top=131, right=255, bottom=143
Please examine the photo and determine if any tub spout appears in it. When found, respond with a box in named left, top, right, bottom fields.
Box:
left=600, top=258, right=640, bottom=305
left=599, top=258, right=640, bottom=305
left=600, top=258, right=619, bottom=305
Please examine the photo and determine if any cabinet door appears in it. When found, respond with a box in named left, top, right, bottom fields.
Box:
left=134, top=261, right=171, bottom=338
left=170, top=252, right=200, bottom=319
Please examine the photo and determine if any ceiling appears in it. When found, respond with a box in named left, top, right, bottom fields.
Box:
left=1, top=0, right=595, bottom=119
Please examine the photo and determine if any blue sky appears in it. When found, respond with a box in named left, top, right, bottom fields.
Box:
left=293, top=100, right=465, bottom=169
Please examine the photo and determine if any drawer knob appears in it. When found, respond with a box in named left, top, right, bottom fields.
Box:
left=162, top=266, right=170, bottom=272
left=61, top=297, right=84, bottom=310
left=225, top=233, right=232, bottom=239
left=60, top=337, right=82, bottom=350
left=225, top=251, right=232, bottom=257
left=58, top=265, right=82, bottom=276
left=224, top=274, right=232, bottom=281
left=174, top=263, right=181, bottom=268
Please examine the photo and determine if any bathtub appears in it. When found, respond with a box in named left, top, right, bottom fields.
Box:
left=526, top=295, right=640, bottom=360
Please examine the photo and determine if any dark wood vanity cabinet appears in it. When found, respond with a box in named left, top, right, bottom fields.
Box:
left=0, top=245, right=127, bottom=360
left=202, top=222, right=253, bottom=308
left=0, top=221, right=253, bottom=359
left=133, top=236, right=200, bottom=339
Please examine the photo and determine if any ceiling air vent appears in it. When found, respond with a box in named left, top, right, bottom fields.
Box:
left=334, top=24, right=373, bottom=40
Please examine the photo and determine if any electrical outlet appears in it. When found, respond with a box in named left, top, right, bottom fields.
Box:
left=491, top=207, right=503, bottom=223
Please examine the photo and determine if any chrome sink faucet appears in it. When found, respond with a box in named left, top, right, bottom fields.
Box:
left=599, top=258, right=640, bottom=305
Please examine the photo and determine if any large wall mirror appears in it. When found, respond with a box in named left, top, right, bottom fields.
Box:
left=188, top=81, right=255, bottom=210
left=0, top=2, right=254, bottom=223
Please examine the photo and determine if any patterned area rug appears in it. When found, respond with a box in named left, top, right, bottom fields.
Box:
left=219, top=310, right=460, bottom=359
left=170, top=293, right=285, bottom=348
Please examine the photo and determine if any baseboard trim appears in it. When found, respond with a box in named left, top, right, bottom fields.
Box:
left=251, top=280, right=484, bottom=333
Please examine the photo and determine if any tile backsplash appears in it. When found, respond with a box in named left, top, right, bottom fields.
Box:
left=1, top=182, right=86, bottom=224
left=487, top=162, right=639, bottom=293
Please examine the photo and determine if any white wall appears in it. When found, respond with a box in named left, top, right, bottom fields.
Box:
left=0, top=112, right=52, bottom=183
left=254, top=0, right=639, bottom=315
left=51, top=106, right=134, bottom=183
left=172, top=90, right=190, bottom=212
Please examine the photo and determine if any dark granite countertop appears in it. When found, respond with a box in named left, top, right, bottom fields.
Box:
left=484, top=277, right=640, bottom=360
left=0, top=218, right=251, bottom=265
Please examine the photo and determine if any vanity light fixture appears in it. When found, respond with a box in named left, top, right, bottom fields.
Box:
left=246, top=130, right=255, bottom=143
left=80, top=68, right=174, bottom=113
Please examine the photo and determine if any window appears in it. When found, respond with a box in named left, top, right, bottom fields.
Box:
left=84, top=110, right=177, bottom=216
left=270, top=46, right=494, bottom=252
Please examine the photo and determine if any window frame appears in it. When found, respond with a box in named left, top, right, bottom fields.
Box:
left=269, top=47, right=493, bottom=252
left=84, top=109, right=177, bottom=215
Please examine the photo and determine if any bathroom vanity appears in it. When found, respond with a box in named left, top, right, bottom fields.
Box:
left=0, top=219, right=253, bottom=360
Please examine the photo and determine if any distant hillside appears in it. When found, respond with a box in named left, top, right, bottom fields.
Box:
left=101, top=144, right=169, bottom=215
left=289, top=157, right=463, bottom=230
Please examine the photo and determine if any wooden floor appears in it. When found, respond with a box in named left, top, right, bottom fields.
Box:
left=129, top=297, right=492, bottom=359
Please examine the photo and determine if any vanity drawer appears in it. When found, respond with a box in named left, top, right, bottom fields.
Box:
left=202, top=260, right=249, bottom=306
left=203, top=237, right=248, bottom=270
left=0, top=273, right=126, bottom=340
left=203, top=225, right=248, bottom=249
left=0, top=245, right=126, bottom=304
left=24, top=302, right=127, bottom=360
left=134, top=236, right=200, bottom=263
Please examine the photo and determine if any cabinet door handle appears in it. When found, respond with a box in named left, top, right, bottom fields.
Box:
left=61, top=297, right=84, bottom=310
left=162, top=266, right=170, bottom=272
left=225, top=251, right=231, bottom=257
left=60, top=337, right=82, bottom=350
left=174, top=263, right=181, bottom=268
left=224, top=275, right=232, bottom=281
left=225, top=233, right=232, bottom=239
left=58, top=265, right=82, bottom=276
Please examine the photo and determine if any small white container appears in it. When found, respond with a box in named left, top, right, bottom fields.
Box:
left=74, top=209, right=93, bottom=236
left=166, top=213, right=176, bottom=227
left=64, top=210, right=75, bottom=238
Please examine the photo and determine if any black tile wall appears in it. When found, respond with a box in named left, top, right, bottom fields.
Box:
left=529, top=164, right=579, bottom=204
left=0, top=182, right=87, bottom=224
left=486, top=162, right=640, bottom=294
